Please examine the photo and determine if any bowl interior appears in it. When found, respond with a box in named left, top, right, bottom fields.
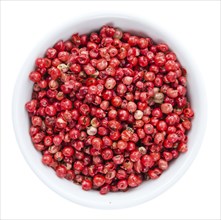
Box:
left=13, top=15, right=207, bottom=209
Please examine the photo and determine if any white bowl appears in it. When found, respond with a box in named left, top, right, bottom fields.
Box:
left=12, top=14, right=207, bottom=209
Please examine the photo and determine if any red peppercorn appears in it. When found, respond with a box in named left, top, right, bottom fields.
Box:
left=54, top=151, right=64, bottom=161
left=62, top=146, right=74, bottom=157
left=46, top=48, right=57, bottom=59
left=42, top=154, right=53, bottom=165
left=128, top=174, right=142, bottom=187
left=96, top=58, right=108, bottom=71
left=56, top=165, right=67, bottom=178
left=167, top=133, right=178, bottom=143
left=177, top=142, right=188, bottom=153
left=65, top=170, right=75, bottom=180
left=56, top=117, right=67, bottom=129
left=163, top=151, right=173, bottom=161
left=82, top=179, right=92, bottom=191
left=117, top=83, right=127, bottom=95
left=45, top=105, right=57, bottom=116
left=110, top=130, right=121, bottom=141
left=118, top=109, right=129, bottom=121
left=144, top=123, right=154, bottom=134
left=117, top=140, right=128, bottom=150
left=121, top=129, right=133, bottom=142
left=43, top=136, right=53, bottom=147
left=74, top=161, right=84, bottom=171
left=111, top=96, right=122, bottom=107
left=25, top=99, right=37, bottom=112
left=60, top=98, right=72, bottom=110
left=150, top=152, right=160, bottom=162
left=112, top=155, right=124, bottom=165
left=158, top=159, right=168, bottom=170
left=137, top=128, right=146, bottom=139
left=144, top=71, right=155, bottom=81
left=127, top=101, right=137, bottom=113
left=100, top=184, right=111, bottom=195
left=141, top=155, right=154, bottom=168
left=91, top=137, right=103, bottom=150
left=183, top=107, right=194, bottom=118
left=156, top=120, right=167, bottom=131
left=117, top=180, right=128, bottom=190
left=48, top=67, right=61, bottom=80
left=182, top=120, right=191, bottom=130
left=154, top=52, right=166, bottom=66
left=101, top=149, right=113, bottom=160
left=161, top=103, right=173, bottom=114
left=29, top=71, right=42, bottom=82
left=53, top=135, right=62, bottom=146
left=148, top=168, right=162, bottom=179
left=93, top=174, right=105, bottom=187
left=130, top=150, right=142, bottom=162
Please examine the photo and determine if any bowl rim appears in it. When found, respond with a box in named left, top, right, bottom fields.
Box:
left=12, top=12, right=207, bottom=209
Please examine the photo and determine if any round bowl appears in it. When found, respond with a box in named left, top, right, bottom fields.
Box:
left=12, top=14, right=207, bottom=209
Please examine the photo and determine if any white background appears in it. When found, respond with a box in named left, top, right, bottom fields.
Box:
left=1, top=1, right=220, bottom=219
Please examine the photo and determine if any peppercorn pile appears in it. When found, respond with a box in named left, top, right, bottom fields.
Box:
left=25, top=26, right=194, bottom=194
